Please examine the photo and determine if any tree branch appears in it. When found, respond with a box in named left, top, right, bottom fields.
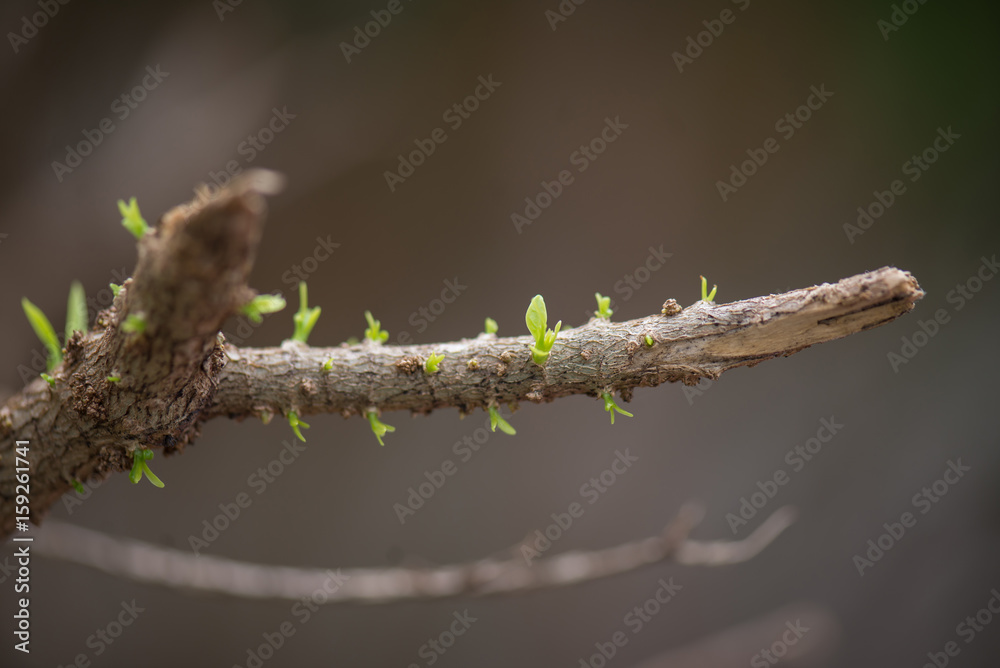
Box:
left=0, top=174, right=924, bottom=539
left=208, top=265, right=923, bottom=422
left=33, top=505, right=796, bottom=603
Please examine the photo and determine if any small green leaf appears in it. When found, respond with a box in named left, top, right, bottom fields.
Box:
left=106, top=375, right=121, bottom=383
left=601, top=392, right=634, bottom=425
left=424, top=352, right=445, bottom=374
left=488, top=405, right=516, bottom=436
left=140, top=462, right=164, bottom=488
left=122, top=313, right=146, bottom=334
left=287, top=411, right=310, bottom=442
left=71, top=479, right=85, bottom=494
left=118, top=197, right=149, bottom=240
left=364, top=310, right=389, bottom=344
left=66, top=281, right=88, bottom=339
left=110, top=283, right=122, bottom=297
left=700, top=275, right=717, bottom=303
left=484, top=317, right=498, bottom=334
left=22, top=298, right=62, bottom=371
left=594, top=292, right=613, bottom=320
left=242, top=294, right=286, bottom=324
left=367, top=410, right=396, bottom=446
left=129, top=458, right=142, bottom=484
left=130, top=449, right=165, bottom=488
left=40, top=373, right=55, bottom=387
left=291, top=282, right=321, bottom=343
left=644, top=334, right=654, bottom=347
left=525, top=295, right=547, bottom=343
left=525, top=295, right=561, bottom=366
left=322, top=357, right=334, bottom=371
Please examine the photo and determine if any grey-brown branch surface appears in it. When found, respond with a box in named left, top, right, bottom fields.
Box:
left=32, top=504, right=797, bottom=603
left=0, top=171, right=924, bottom=539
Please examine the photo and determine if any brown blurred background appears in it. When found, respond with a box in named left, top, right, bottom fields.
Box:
left=1, top=0, right=998, bottom=666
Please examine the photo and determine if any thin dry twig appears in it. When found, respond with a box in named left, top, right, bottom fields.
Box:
left=34, top=505, right=796, bottom=603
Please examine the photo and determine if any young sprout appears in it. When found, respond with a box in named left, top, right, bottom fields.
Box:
left=241, top=293, right=287, bottom=324
left=488, top=404, right=516, bottom=435
left=644, top=334, right=654, bottom=347
left=129, top=448, right=164, bottom=488
left=106, top=375, right=121, bottom=383
left=291, top=282, right=322, bottom=343
left=21, top=298, right=62, bottom=371
left=118, top=197, right=149, bottom=240
left=110, top=283, right=122, bottom=297
left=322, top=357, right=334, bottom=371
left=66, top=280, right=87, bottom=339
left=424, top=352, right=445, bottom=374
left=601, top=391, right=634, bottom=425
left=122, top=313, right=146, bottom=334
left=594, top=293, right=613, bottom=320
left=71, top=479, right=85, bottom=494
left=40, top=373, right=55, bottom=387
left=525, top=294, right=561, bottom=366
left=700, top=275, right=717, bottom=303
left=367, top=410, right=396, bottom=446
left=287, top=411, right=310, bottom=442
left=364, top=310, right=389, bottom=344
left=484, top=317, right=498, bottom=334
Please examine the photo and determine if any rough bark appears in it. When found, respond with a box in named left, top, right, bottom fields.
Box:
left=209, top=266, right=923, bottom=422
left=0, top=171, right=924, bottom=540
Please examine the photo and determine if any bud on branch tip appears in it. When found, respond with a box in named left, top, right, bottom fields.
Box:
left=525, top=294, right=561, bottom=366
left=118, top=197, right=149, bottom=240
